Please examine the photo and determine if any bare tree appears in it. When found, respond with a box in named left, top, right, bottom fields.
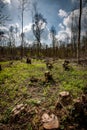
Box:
left=8, top=25, right=15, bottom=58
left=77, top=0, right=82, bottom=63
left=71, top=0, right=87, bottom=60
left=0, top=0, right=10, bottom=25
left=32, top=2, right=47, bottom=57
left=71, top=11, right=78, bottom=58
left=18, top=0, right=30, bottom=59
left=50, top=26, right=56, bottom=57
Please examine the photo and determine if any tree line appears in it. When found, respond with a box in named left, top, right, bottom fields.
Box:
left=0, top=0, right=87, bottom=61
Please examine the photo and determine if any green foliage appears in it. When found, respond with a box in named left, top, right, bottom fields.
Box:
left=52, top=61, right=87, bottom=97
left=1, top=108, right=12, bottom=124
left=26, top=99, right=41, bottom=106
left=43, top=85, right=50, bottom=96
left=27, top=123, right=33, bottom=130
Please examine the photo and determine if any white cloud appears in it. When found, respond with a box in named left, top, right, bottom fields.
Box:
left=38, top=20, right=47, bottom=30
left=58, top=23, right=65, bottom=30
left=3, top=0, right=11, bottom=4
left=57, top=6, right=87, bottom=43
left=0, top=26, right=9, bottom=32
left=23, top=22, right=49, bottom=44
left=9, top=23, right=19, bottom=28
left=56, top=30, right=71, bottom=43
left=63, top=7, right=87, bottom=32
left=23, top=24, right=34, bottom=41
left=8, top=23, right=20, bottom=34
left=15, top=23, right=20, bottom=28
left=58, top=9, right=68, bottom=18
left=23, top=23, right=32, bottom=33
left=41, top=26, right=50, bottom=41
left=63, top=16, right=71, bottom=27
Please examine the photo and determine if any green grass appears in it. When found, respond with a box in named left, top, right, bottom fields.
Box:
left=52, top=60, right=87, bottom=97
left=0, top=59, right=87, bottom=124
left=0, top=60, right=46, bottom=112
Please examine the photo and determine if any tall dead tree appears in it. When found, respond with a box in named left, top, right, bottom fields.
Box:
left=32, top=2, right=47, bottom=57
left=77, top=0, right=82, bottom=63
left=18, top=0, right=30, bottom=59
left=71, top=11, right=78, bottom=58
left=8, top=25, right=16, bottom=59
left=50, top=26, right=56, bottom=57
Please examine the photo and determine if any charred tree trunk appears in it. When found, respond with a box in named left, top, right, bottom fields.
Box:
left=77, top=0, right=82, bottom=63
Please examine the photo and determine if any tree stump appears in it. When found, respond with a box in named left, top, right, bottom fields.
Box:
left=73, top=98, right=82, bottom=112
left=9, top=61, right=13, bottom=65
left=30, top=76, right=38, bottom=82
left=59, top=91, right=71, bottom=105
left=46, top=62, right=53, bottom=70
left=26, top=58, right=31, bottom=64
left=63, top=60, right=70, bottom=71
left=0, top=64, right=2, bottom=71
left=44, top=71, right=53, bottom=82
left=72, top=97, right=87, bottom=128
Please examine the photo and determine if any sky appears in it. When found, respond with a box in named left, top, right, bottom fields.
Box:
left=0, top=0, right=87, bottom=46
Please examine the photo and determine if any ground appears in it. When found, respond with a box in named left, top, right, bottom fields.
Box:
left=0, top=58, right=87, bottom=130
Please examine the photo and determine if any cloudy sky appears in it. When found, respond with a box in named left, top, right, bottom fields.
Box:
left=0, top=0, right=87, bottom=46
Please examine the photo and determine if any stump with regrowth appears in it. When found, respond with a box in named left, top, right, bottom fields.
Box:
left=0, top=64, right=2, bottom=71
left=63, top=60, right=70, bottom=71
left=44, top=71, right=53, bottom=82
left=26, top=58, right=31, bottom=64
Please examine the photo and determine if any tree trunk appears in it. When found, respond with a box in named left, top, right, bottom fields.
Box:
left=77, top=0, right=82, bottom=63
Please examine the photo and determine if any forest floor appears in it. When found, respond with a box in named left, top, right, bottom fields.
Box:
left=0, top=58, right=87, bottom=130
